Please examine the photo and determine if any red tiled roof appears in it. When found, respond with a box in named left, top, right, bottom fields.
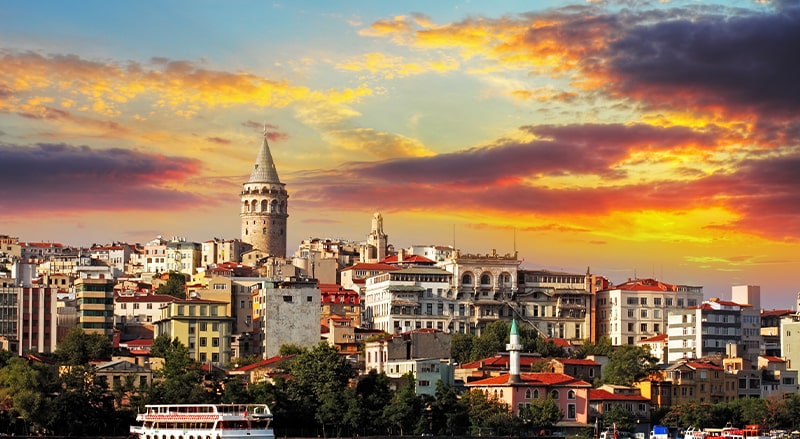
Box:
left=589, top=389, right=649, bottom=402
left=761, top=309, right=795, bottom=317
left=686, top=361, right=724, bottom=370
left=467, top=372, right=591, bottom=387
left=638, top=333, right=668, bottom=343
left=340, top=263, right=399, bottom=272
left=382, top=254, right=435, bottom=264
left=761, top=356, right=785, bottom=363
left=123, top=339, right=153, bottom=347
left=546, top=338, right=572, bottom=348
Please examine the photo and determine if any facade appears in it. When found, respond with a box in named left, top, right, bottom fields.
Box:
left=761, top=309, right=793, bottom=357
left=0, top=278, right=59, bottom=356
left=731, top=285, right=763, bottom=366
left=758, top=355, right=798, bottom=399
left=637, top=333, right=668, bottom=364
left=165, top=238, right=201, bottom=276
left=143, top=236, right=169, bottom=274
left=597, top=278, right=703, bottom=346
left=384, top=357, right=455, bottom=396
left=75, top=276, right=116, bottom=339
left=154, top=299, right=234, bottom=366
left=90, top=244, right=131, bottom=278
left=363, top=266, right=460, bottom=333
left=549, top=358, right=601, bottom=384
left=588, top=385, right=651, bottom=437
left=114, top=293, right=177, bottom=327
left=253, top=278, right=320, bottom=358
left=364, top=329, right=451, bottom=374
left=319, top=283, right=361, bottom=326
left=661, top=359, right=734, bottom=404
left=240, top=130, right=288, bottom=258
left=514, top=269, right=595, bottom=342
left=781, top=312, right=800, bottom=371
left=201, top=238, right=251, bottom=267
left=667, top=298, right=746, bottom=363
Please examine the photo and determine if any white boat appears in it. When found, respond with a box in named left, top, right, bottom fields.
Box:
left=129, top=404, right=274, bottom=439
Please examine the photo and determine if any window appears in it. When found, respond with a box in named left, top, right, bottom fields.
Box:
left=640, top=323, right=647, bottom=332
left=533, top=389, right=539, bottom=399
left=628, top=323, right=634, bottom=332
left=627, top=297, right=637, bottom=305
left=525, top=389, right=532, bottom=399
left=212, top=337, right=219, bottom=347
left=200, top=322, right=207, bottom=331
left=654, top=298, right=662, bottom=306
left=567, top=390, right=576, bottom=400
left=640, top=309, right=647, bottom=318
left=283, top=295, right=293, bottom=302
left=640, top=297, right=647, bottom=305
left=666, top=298, right=673, bottom=306
left=240, top=300, right=245, bottom=309
left=199, top=337, right=207, bottom=347
left=654, top=324, right=660, bottom=332
left=550, top=390, right=559, bottom=400
left=567, top=404, right=576, bottom=419
left=628, top=309, right=634, bottom=318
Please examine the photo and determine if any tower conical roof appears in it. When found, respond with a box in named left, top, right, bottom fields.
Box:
left=248, top=135, right=281, bottom=184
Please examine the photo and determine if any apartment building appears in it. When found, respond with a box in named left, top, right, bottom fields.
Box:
left=75, top=275, right=116, bottom=339
left=154, top=299, right=233, bottom=365
left=667, top=298, right=746, bottom=363
left=597, top=278, right=703, bottom=346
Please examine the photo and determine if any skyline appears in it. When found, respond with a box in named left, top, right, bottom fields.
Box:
left=1, top=1, right=798, bottom=309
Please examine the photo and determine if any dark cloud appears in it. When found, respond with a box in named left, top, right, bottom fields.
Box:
left=241, top=120, right=288, bottom=142
left=344, top=123, right=718, bottom=185
left=604, top=3, right=800, bottom=119
left=0, top=142, right=203, bottom=214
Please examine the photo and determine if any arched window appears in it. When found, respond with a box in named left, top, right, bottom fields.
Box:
left=260, top=200, right=268, bottom=212
left=550, top=389, right=559, bottom=400
left=568, top=390, right=576, bottom=400
left=533, top=389, right=539, bottom=399
left=271, top=199, right=278, bottom=213
left=480, top=274, right=491, bottom=286
left=499, top=389, right=504, bottom=398
left=462, top=273, right=473, bottom=285
left=525, top=389, right=532, bottom=399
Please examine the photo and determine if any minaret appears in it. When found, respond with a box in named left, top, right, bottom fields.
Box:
left=240, top=127, right=288, bottom=258
left=506, top=318, right=523, bottom=383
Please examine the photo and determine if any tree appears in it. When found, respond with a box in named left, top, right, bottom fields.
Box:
left=575, top=336, right=613, bottom=358
left=431, top=381, right=470, bottom=436
left=462, top=388, right=512, bottom=436
left=603, top=404, right=636, bottom=432
left=471, top=321, right=510, bottom=361
left=520, top=397, right=563, bottom=434
left=383, top=373, right=422, bottom=435
left=0, top=357, right=54, bottom=434
left=54, top=327, right=112, bottom=365
left=601, top=344, right=659, bottom=386
left=451, top=332, right=474, bottom=365
left=148, top=337, right=207, bottom=404
left=355, top=369, right=394, bottom=435
left=286, top=342, right=358, bottom=437
left=157, top=271, right=187, bottom=299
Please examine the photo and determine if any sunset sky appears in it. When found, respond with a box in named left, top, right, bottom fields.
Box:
left=1, top=1, right=798, bottom=308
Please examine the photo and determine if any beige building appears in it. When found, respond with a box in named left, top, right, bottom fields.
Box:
left=597, top=278, right=703, bottom=346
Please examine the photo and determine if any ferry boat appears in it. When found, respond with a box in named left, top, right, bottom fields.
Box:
left=129, top=404, right=274, bottom=439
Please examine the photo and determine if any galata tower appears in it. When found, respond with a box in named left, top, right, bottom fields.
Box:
left=240, top=129, right=288, bottom=258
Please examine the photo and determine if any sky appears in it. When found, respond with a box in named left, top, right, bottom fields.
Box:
left=1, top=0, right=799, bottom=309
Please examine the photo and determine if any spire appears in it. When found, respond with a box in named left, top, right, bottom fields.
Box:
left=248, top=127, right=281, bottom=184
left=510, top=318, right=519, bottom=336
left=506, top=318, right=522, bottom=383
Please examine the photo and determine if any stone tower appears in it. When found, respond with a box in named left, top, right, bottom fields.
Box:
left=360, top=212, right=388, bottom=263
left=240, top=129, right=288, bottom=258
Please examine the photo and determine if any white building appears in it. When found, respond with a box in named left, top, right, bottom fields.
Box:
left=363, top=267, right=459, bottom=333
left=731, top=285, right=762, bottom=366
left=666, top=298, right=746, bottom=363
left=597, top=278, right=703, bottom=346
left=143, top=236, right=168, bottom=274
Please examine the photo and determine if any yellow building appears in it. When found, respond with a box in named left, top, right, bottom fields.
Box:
left=154, top=299, right=234, bottom=366
left=661, top=358, right=735, bottom=404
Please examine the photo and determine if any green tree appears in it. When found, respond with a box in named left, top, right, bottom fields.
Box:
left=451, top=332, right=474, bottom=365
left=54, top=327, right=112, bottom=365
left=157, top=271, right=187, bottom=299
left=383, top=373, right=422, bottom=435
left=286, top=342, right=357, bottom=437
left=0, top=357, right=52, bottom=434
left=575, top=336, right=613, bottom=358
left=661, top=402, right=713, bottom=431
left=355, top=369, right=394, bottom=435
left=462, top=388, right=511, bottom=436
left=279, top=343, right=306, bottom=355
left=601, top=344, right=659, bottom=386
left=148, top=337, right=207, bottom=404
left=520, top=397, right=563, bottom=434
left=603, top=404, right=636, bottom=432
left=472, top=321, right=510, bottom=360
left=431, top=381, right=470, bottom=436
left=46, top=365, right=116, bottom=436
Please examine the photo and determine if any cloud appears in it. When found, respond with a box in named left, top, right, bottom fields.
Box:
left=336, top=52, right=460, bottom=79
left=600, top=4, right=800, bottom=121
left=0, top=142, right=203, bottom=214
